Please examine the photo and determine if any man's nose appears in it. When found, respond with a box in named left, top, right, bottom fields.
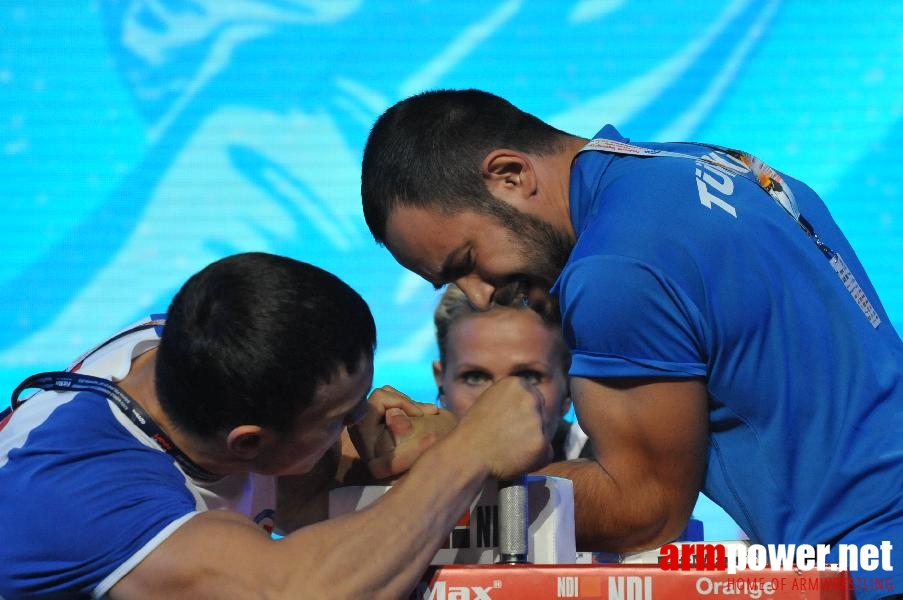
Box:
left=454, top=276, right=495, bottom=310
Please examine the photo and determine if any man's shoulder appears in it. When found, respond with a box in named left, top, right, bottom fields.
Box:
left=1, top=388, right=185, bottom=484
left=0, top=391, right=198, bottom=598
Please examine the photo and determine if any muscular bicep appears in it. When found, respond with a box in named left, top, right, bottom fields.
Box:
left=108, top=510, right=283, bottom=600
left=568, top=375, right=708, bottom=547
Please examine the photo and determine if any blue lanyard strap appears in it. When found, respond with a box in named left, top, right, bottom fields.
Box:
left=578, top=138, right=882, bottom=329
left=11, top=371, right=221, bottom=482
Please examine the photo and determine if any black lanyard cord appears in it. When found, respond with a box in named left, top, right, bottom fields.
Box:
left=11, top=371, right=221, bottom=483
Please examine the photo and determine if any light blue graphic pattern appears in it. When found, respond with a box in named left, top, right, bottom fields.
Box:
left=2, top=1, right=902, bottom=539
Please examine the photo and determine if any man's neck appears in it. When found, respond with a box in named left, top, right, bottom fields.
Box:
left=117, top=349, right=232, bottom=478
left=551, top=136, right=591, bottom=241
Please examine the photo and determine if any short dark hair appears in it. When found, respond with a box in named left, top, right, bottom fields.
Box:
left=155, top=252, right=376, bottom=438
left=361, top=89, right=569, bottom=243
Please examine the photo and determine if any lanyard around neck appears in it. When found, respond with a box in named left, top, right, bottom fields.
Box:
left=11, top=371, right=221, bottom=482
left=578, top=138, right=882, bottom=329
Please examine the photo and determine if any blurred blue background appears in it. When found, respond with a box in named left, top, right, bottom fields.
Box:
left=2, top=0, right=901, bottom=540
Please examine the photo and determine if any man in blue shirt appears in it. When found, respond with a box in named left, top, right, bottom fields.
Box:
left=0, top=252, right=547, bottom=599
left=361, top=89, right=903, bottom=599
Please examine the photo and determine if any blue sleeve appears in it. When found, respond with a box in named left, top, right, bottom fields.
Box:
left=556, top=253, right=708, bottom=379
left=0, top=399, right=199, bottom=598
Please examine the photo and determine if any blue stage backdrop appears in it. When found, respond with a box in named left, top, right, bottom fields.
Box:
left=2, top=1, right=901, bottom=540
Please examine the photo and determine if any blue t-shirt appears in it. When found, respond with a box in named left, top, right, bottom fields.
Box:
left=553, top=126, right=903, bottom=595
left=0, top=317, right=276, bottom=599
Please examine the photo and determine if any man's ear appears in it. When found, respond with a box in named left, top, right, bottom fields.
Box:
left=226, top=424, right=267, bottom=460
left=481, top=149, right=536, bottom=205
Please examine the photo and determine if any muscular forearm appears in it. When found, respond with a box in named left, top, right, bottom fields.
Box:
left=279, top=427, right=491, bottom=598
left=112, top=440, right=490, bottom=600
left=538, top=458, right=692, bottom=553
left=112, top=378, right=547, bottom=600
left=549, top=377, right=707, bottom=553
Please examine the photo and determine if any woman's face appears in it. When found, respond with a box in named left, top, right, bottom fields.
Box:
left=433, top=308, right=570, bottom=441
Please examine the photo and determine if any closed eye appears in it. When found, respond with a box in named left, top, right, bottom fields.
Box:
left=438, top=249, right=474, bottom=287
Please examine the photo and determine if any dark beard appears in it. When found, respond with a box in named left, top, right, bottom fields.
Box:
left=487, top=204, right=574, bottom=323
left=518, top=214, right=574, bottom=284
